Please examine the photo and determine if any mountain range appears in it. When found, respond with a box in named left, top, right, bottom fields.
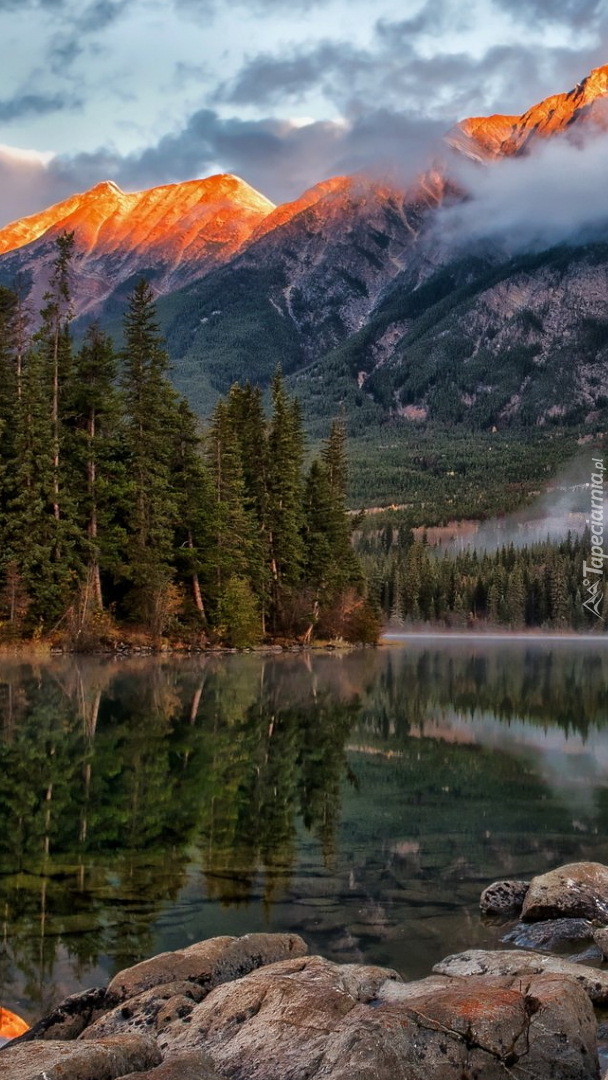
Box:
left=1, top=63, right=608, bottom=461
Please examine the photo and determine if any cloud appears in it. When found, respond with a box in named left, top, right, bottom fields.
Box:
left=173, top=0, right=336, bottom=16
left=215, top=21, right=603, bottom=125
left=77, top=0, right=128, bottom=32
left=0, top=0, right=66, bottom=7
left=0, top=92, right=75, bottom=122
left=438, top=121, right=608, bottom=250
left=0, top=145, right=67, bottom=225
left=493, top=0, right=608, bottom=30
left=215, top=42, right=357, bottom=107
left=45, top=0, right=130, bottom=70
left=82, top=106, right=444, bottom=201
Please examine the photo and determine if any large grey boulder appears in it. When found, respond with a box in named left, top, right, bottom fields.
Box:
left=522, top=863, right=608, bottom=922
left=0, top=1033, right=160, bottom=1080
left=107, top=932, right=307, bottom=1000
left=158, top=954, right=598, bottom=1080
left=1, top=933, right=602, bottom=1080
left=434, top=948, right=608, bottom=1004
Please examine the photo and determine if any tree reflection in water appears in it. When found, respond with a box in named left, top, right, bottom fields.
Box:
left=1, top=641, right=608, bottom=1019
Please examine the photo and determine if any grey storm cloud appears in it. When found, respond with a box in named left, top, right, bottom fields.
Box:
left=214, top=42, right=358, bottom=107
left=215, top=17, right=603, bottom=123
left=151, top=108, right=442, bottom=198
left=493, top=0, right=608, bottom=29
left=77, top=0, right=129, bottom=33
left=0, top=0, right=65, bottom=7
left=46, top=0, right=130, bottom=69
left=40, top=104, right=445, bottom=205
left=0, top=92, right=74, bottom=121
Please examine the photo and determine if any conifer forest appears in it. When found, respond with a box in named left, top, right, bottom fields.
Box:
left=0, top=235, right=376, bottom=648
left=0, top=234, right=603, bottom=646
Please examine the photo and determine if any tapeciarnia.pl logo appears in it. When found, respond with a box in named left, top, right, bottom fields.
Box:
left=582, top=456, right=605, bottom=620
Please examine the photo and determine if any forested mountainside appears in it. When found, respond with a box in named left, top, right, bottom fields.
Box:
left=0, top=63, right=607, bottom=513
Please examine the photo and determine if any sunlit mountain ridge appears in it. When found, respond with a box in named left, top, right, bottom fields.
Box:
left=1, top=63, right=607, bottom=457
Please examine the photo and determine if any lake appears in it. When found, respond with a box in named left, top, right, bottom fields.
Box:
left=1, top=637, right=608, bottom=1024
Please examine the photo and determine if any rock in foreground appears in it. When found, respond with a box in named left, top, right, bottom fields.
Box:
left=480, top=878, right=530, bottom=917
left=0, top=1033, right=160, bottom=1080
left=162, top=956, right=598, bottom=1080
left=0, top=932, right=603, bottom=1080
left=522, top=863, right=608, bottom=922
left=434, top=948, right=608, bottom=1004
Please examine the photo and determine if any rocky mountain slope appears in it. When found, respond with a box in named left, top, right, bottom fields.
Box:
left=157, top=171, right=454, bottom=406
left=1, top=63, right=608, bottom=435
left=446, top=63, right=608, bottom=161
left=0, top=174, right=275, bottom=315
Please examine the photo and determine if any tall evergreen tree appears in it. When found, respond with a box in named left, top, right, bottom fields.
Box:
left=169, top=399, right=215, bottom=626
left=205, top=398, right=258, bottom=623
left=2, top=237, right=80, bottom=627
left=267, top=371, right=305, bottom=631
left=38, top=232, right=75, bottom=523
left=67, top=323, right=124, bottom=614
left=121, top=280, right=178, bottom=633
left=224, top=383, right=271, bottom=624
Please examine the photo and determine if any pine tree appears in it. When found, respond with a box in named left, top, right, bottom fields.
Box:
left=8, top=342, right=77, bottom=625
left=266, top=372, right=305, bottom=632
left=169, top=399, right=215, bottom=627
left=206, top=397, right=258, bottom=636
left=224, top=383, right=271, bottom=624
left=67, top=323, right=124, bottom=615
left=38, top=232, right=75, bottom=523
left=3, top=238, right=80, bottom=627
left=121, top=280, right=178, bottom=633
left=506, top=565, right=526, bottom=626
left=0, top=286, right=19, bottom=526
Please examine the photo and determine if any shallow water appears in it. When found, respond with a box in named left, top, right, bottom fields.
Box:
left=1, top=638, right=608, bottom=1022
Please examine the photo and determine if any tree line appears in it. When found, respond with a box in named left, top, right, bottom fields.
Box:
left=360, top=527, right=607, bottom=630
left=0, top=235, right=377, bottom=647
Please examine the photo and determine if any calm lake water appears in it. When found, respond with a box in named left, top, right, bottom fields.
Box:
left=1, top=637, right=608, bottom=1023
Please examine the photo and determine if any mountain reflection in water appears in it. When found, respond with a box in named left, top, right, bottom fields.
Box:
left=1, top=640, right=608, bottom=1022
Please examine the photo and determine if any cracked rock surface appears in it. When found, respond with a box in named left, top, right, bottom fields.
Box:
left=0, top=932, right=602, bottom=1080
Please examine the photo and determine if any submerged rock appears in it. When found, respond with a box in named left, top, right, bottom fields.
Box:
left=522, top=863, right=608, bottom=922
left=480, top=878, right=530, bottom=917
left=502, top=917, right=595, bottom=952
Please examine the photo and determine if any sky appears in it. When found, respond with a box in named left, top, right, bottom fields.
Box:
left=0, top=0, right=607, bottom=226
